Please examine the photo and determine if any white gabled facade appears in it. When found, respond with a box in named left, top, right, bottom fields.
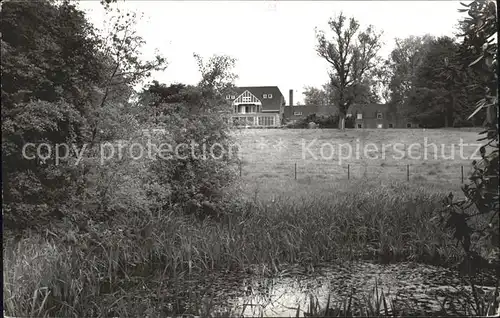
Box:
left=225, top=87, right=283, bottom=128
left=232, top=90, right=262, bottom=106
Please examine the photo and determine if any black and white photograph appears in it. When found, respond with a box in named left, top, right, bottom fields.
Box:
left=2, top=0, right=499, bottom=316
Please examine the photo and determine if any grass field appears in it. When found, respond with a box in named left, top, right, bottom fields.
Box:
left=232, top=128, right=483, bottom=196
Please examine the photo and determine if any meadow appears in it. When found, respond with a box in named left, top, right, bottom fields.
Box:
left=5, top=128, right=496, bottom=317
left=232, top=128, right=483, bottom=198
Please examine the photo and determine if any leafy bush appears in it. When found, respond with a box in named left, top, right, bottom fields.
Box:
left=147, top=105, right=238, bottom=220
left=1, top=0, right=167, bottom=231
left=138, top=57, right=239, bottom=220
left=453, top=117, right=475, bottom=128
left=435, top=0, right=498, bottom=279
left=287, top=113, right=339, bottom=128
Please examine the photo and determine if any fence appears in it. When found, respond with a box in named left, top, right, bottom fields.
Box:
left=236, top=160, right=471, bottom=184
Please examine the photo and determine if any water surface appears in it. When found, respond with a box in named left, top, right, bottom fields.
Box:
left=185, top=261, right=497, bottom=317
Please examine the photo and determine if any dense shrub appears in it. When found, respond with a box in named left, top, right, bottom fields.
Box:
left=1, top=0, right=105, bottom=230
left=147, top=102, right=238, bottom=219
left=287, top=113, right=339, bottom=128
left=453, top=117, right=475, bottom=127
left=1, top=0, right=234, bottom=231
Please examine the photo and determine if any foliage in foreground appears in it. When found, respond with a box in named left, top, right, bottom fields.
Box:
left=4, top=181, right=469, bottom=317
left=1, top=0, right=167, bottom=230
left=431, top=1, right=499, bottom=316
left=1, top=0, right=239, bottom=230
left=435, top=0, right=498, bottom=276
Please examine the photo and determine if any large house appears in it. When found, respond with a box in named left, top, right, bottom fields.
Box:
left=283, top=99, right=419, bottom=128
left=347, top=103, right=419, bottom=128
left=224, top=86, right=286, bottom=127
left=222, top=87, right=419, bottom=129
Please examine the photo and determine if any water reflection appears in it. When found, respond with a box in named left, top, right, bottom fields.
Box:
left=219, top=261, right=497, bottom=317
left=232, top=275, right=333, bottom=317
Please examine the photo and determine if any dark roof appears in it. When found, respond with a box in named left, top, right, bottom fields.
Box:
left=284, top=104, right=337, bottom=115
left=347, top=103, right=393, bottom=118
left=231, top=86, right=285, bottom=111
left=310, top=104, right=337, bottom=116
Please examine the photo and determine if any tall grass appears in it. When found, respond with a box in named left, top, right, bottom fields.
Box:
left=3, top=180, right=467, bottom=317
left=301, top=279, right=500, bottom=317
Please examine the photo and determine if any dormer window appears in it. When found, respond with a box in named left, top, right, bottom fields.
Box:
left=377, top=113, right=383, bottom=119
left=263, top=94, right=268, bottom=98
left=268, top=94, right=273, bottom=99
left=225, top=95, right=231, bottom=100
left=231, top=95, right=235, bottom=99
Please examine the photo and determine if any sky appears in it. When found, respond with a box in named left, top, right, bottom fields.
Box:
left=79, top=0, right=465, bottom=105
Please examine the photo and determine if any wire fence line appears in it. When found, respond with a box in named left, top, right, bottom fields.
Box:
left=237, top=160, right=472, bottom=184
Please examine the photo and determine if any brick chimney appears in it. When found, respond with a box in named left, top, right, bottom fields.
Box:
left=289, top=89, right=293, bottom=106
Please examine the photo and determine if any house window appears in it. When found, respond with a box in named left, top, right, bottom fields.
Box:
left=225, top=95, right=231, bottom=100
left=377, top=124, right=383, bottom=129
left=242, top=96, right=251, bottom=102
left=407, top=123, right=412, bottom=128
left=346, top=113, right=352, bottom=117
left=231, top=95, right=235, bottom=99
left=377, top=113, right=383, bottom=119
left=389, top=123, right=394, bottom=128
left=357, top=124, right=362, bottom=128
left=357, top=113, right=363, bottom=120
left=268, top=94, right=273, bottom=98
left=294, top=112, right=302, bottom=116
left=263, top=94, right=268, bottom=99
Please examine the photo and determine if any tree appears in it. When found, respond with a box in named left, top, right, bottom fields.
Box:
left=145, top=54, right=239, bottom=219
left=1, top=0, right=167, bottom=230
left=303, top=86, right=329, bottom=105
left=315, top=12, right=382, bottom=129
left=138, top=81, right=191, bottom=123
left=86, top=7, right=167, bottom=148
left=385, top=35, right=434, bottom=106
left=1, top=0, right=105, bottom=229
left=193, top=53, right=237, bottom=97
left=410, top=37, right=463, bottom=127
left=406, top=36, right=486, bottom=127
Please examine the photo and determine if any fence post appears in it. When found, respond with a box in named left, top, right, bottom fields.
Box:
left=461, top=165, right=464, bottom=184
left=239, top=160, right=242, bottom=177
left=407, top=164, right=410, bottom=181
left=294, top=162, right=297, bottom=180
left=348, top=164, right=350, bottom=180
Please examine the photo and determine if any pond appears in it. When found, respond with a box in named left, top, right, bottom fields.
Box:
left=167, top=261, right=497, bottom=317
